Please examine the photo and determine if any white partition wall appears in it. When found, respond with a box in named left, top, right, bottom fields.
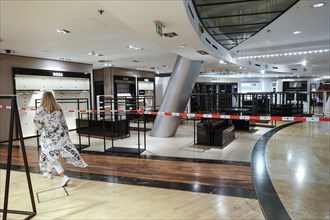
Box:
left=14, top=69, right=91, bottom=138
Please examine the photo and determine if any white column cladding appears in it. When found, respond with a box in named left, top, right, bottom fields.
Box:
left=150, top=56, right=202, bottom=137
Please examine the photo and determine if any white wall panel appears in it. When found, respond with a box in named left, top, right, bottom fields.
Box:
left=15, top=75, right=90, bottom=91
left=15, top=75, right=90, bottom=138
left=16, top=91, right=43, bottom=137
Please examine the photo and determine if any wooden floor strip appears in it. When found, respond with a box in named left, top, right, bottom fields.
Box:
left=0, top=145, right=255, bottom=197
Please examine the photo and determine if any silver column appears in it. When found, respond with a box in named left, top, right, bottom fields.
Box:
left=150, top=56, right=202, bottom=137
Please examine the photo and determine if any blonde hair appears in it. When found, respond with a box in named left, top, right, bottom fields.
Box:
left=40, top=91, right=62, bottom=112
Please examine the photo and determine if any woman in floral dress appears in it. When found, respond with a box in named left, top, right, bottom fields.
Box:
left=34, top=91, right=88, bottom=186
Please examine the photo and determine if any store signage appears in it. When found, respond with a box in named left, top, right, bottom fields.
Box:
left=13, top=68, right=90, bottom=79
left=211, top=78, right=221, bottom=81
left=53, top=72, right=63, bottom=77
left=154, top=21, right=163, bottom=37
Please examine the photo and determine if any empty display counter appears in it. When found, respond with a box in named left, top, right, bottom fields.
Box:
left=197, top=119, right=234, bottom=148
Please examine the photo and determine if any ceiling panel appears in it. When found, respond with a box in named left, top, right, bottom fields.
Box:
left=193, top=0, right=299, bottom=49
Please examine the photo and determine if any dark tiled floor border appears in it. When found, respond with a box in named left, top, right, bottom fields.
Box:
left=251, top=122, right=298, bottom=220
left=0, top=164, right=257, bottom=199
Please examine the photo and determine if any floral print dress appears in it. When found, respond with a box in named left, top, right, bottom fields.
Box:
left=33, top=107, right=88, bottom=171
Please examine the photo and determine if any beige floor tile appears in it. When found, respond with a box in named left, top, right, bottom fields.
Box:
left=0, top=170, right=264, bottom=220
left=266, top=122, right=330, bottom=220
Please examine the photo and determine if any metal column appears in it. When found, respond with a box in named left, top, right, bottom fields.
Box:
left=150, top=56, right=202, bottom=137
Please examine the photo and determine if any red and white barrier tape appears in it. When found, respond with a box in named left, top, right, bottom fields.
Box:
left=1, top=105, right=329, bottom=122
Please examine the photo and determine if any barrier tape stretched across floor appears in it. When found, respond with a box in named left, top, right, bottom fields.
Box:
left=0, top=105, right=329, bottom=122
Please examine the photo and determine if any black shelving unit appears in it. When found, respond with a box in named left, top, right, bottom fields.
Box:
left=114, top=75, right=137, bottom=111
left=191, top=83, right=237, bottom=113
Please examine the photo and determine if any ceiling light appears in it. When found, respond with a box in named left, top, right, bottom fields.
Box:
left=238, top=49, right=329, bottom=59
left=312, top=2, right=326, bottom=8
left=180, top=44, right=186, bottom=48
left=127, top=45, right=143, bottom=51
left=132, top=60, right=144, bottom=63
left=57, top=58, right=71, bottom=61
left=104, top=63, right=112, bottom=66
left=56, top=29, right=71, bottom=34
left=293, top=31, right=301, bottom=35
left=302, top=60, right=307, bottom=66
left=88, top=51, right=103, bottom=56
left=261, top=70, right=265, bottom=74
left=219, top=60, right=227, bottom=64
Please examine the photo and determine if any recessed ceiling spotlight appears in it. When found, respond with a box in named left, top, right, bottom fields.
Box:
left=312, top=2, right=326, bottom=8
left=180, top=44, right=186, bottom=48
left=302, top=60, right=307, bottom=66
left=127, top=45, right=143, bottom=51
left=132, top=60, right=144, bottom=63
left=293, top=31, right=301, bottom=35
left=57, top=58, right=72, bottom=61
left=104, top=63, right=113, bottom=66
left=261, top=70, right=265, bottom=74
left=162, top=65, right=169, bottom=68
left=219, top=60, right=227, bottom=64
left=88, top=51, right=103, bottom=56
left=56, top=29, right=71, bottom=34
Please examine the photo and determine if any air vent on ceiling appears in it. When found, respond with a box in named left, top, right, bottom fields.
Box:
left=196, top=50, right=208, bottom=55
left=163, top=32, right=177, bottom=38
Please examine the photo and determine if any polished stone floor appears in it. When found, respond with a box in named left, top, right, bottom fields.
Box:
left=266, top=122, right=330, bottom=220
left=26, top=120, right=275, bottom=162
left=1, top=119, right=329, bottom=219
left=0, top=170, right=264, bottom=220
